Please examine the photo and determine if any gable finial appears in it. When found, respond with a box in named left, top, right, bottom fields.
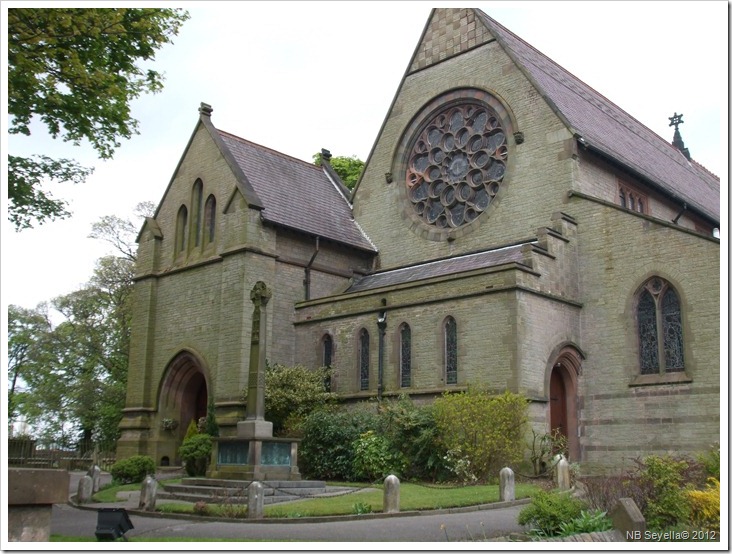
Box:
left=668, top=112, right=691, bottom=160
left=199, top=102, right=213, bottom=117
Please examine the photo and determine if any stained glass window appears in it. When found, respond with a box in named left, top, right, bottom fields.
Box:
left=662, top=289, right=684, bottom=371
left=322, top=334, right=333, bottom=391
left=359, top=329, right=369, bottom=391
left=636, top=278, right=684, bottom=375
left=638, top=290, right=659, bottom=374
left=445, top=317, right=457, bottom=384
left=400, top=324, right=411, bottom=388
left=406, top=102, right=507, bottom=229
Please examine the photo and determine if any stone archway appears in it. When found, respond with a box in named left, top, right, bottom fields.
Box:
left=546, top=346, right=582, bottom=462
left=158, top=351, right=208, bottom=458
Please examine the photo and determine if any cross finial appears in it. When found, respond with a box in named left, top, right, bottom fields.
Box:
left=668, top=112, right=684, bottom=131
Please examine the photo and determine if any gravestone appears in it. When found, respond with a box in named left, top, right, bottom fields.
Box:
left=247, top=481, right=264, bottom=520
left=138, top=475, right=158, bottom=511
left=77, top=475, right=93, bottom=504
left=499, top=467, right=515, bottom=501
left=610, top=497, right=645, bottom=538
left=383, top=475, right=400, bottom=514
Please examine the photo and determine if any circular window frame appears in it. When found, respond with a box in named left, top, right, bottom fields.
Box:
left=393, top=88, right=517, bottom=242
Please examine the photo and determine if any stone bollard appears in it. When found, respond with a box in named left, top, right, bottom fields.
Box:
left=77, top=475, right=93, bottom=504
left=138, top=475, right=158, bottom=511
left=88, top=465, right=102, bottom=493
left=383, top=475, right=400, bottom=514
left=555, top=456, right=571, bottom=491
left=247, top=481, right=264, bottom=520
left=499, top=467, right=515, bottom=501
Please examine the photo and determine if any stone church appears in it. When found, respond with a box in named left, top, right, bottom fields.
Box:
left=118, top=8, right=720, bottom=472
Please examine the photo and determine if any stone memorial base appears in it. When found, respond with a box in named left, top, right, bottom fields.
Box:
left=208, top=436, right=301, bottom=481
left=8, top=469, right=69, bottom=542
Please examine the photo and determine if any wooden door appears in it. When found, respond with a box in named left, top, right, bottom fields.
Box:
left=550, top=368, right=567, bottom=440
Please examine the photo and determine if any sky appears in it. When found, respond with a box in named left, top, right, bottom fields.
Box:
left=2, top=1, right=728, bottom=314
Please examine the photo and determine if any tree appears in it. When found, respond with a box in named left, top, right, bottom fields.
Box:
left=7, top=304, right=54, bottom=428
left=7, top=8, right=189, bottom=229
left=313, top=152, right=365, bottom=190
left=8, top=205, right=150, bottom=446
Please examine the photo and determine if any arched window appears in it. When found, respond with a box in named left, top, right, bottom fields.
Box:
left=192, top=180, right=203, bottom=247
left=637, top=277, right=684, bottom=374
left=204, top=194, right=216, bottom=243
left=444, top=316, right=457, bottom=384
left=322, top=333, right=333, bottom=392
left=359, top=329, right=370, bottom=391
left=400, top=323, right=411, bottom=388
left=175, top=205, right=188, bottom=255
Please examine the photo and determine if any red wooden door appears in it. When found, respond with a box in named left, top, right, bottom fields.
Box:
left=550, top=368, right=567, bottom=440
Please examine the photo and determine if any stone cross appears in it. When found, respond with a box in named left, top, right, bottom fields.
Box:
left=245, top=281, right=272, bottom=422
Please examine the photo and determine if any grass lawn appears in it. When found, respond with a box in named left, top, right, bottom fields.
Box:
left=150, top=481, right=539, bottom=519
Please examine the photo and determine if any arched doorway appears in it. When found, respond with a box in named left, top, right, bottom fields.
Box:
left=158, top=350, right=208, bottom=442
left=547, top=346, right=582, bottom=462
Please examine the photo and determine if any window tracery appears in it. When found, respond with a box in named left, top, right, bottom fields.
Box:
left=636, top=277, right=684, bottom=374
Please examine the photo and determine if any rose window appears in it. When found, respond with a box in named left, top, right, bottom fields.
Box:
left=406, top=103, right=508, bottom=228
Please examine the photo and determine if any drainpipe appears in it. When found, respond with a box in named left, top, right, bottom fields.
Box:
left=377, top=299, right=387, bottom=402
left=304, top=236, right=320, bottom=300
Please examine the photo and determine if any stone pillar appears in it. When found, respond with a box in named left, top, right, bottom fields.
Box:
left=499, top=467, right=515, bottom=501
left=77, top=475, right=93, bottom=504
left=383, top=475, right=400, bottom=514
left=88, top=465, right=101, bottom=493
left=8, top=469, right=69, bottom=542
left=555, top=457, right=571, bottom=491
left=138, top=475, right=158, bottom=511
left=247, top=481, right=264, bottom=520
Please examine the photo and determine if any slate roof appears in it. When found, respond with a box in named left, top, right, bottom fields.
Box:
left=475, top=10, right=720, bottom=223
left=218, top=130, right=377, bottom=252
left=346, top=243, right=531, bottom=293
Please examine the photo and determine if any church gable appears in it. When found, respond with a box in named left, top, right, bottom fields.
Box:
left=408, top=8, right=495, bottom=74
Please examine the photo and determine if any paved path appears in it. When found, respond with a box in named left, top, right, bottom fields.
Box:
left=53, top=471, right=529, bottom=543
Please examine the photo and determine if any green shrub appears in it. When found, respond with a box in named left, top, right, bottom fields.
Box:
left=698, top=443, right=720, bottom=481
left=263, top=363, right=337, bottom=435
left=641, top=455, right=691, bottom=530
left=377, top=395, right=451, bottom=481
left=179, top=433, right=213, bottom=477
left=110, top=455, right=156, bottom=484
left=558, top=509, right=613, bottom=537
left=352, top=430, right=407, bottom=482
left=183, top=419, right=199, bottom=441
left=686, top=478, right=720, bottom=533
left=299, top=405, right=379, bottom=481
left=204, top=397, right=220, bottom=437
left=518, top=490, right=586, bottom=537
left=433, top=388, right=528, bottom=481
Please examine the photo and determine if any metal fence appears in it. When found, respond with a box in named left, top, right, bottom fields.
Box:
left=7, top=438, right=117, bottom=472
